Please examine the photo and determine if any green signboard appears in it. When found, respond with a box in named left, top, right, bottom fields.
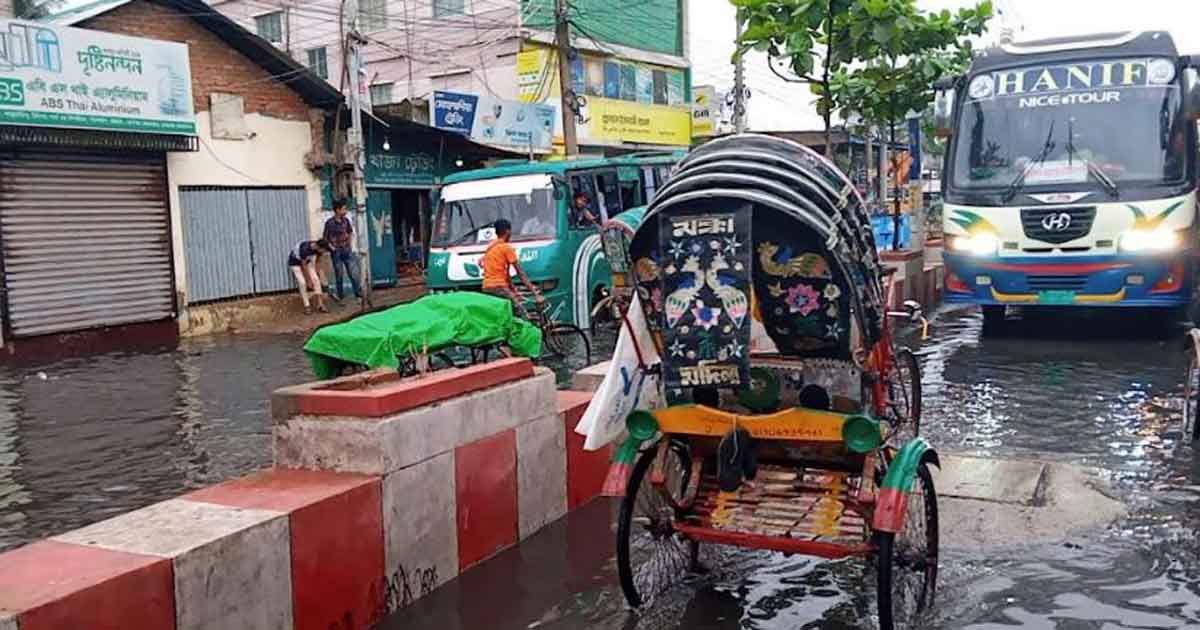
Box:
left=366, top=150, right=437, bottom=188
left=0, top=19, right=196, bottom=136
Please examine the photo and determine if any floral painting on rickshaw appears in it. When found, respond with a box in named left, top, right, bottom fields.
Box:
left=657, top=210, right=753, bottom=391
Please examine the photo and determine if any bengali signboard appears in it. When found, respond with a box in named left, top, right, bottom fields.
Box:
left=432, top=90, right=555, bottom=152
left=692, top=85, right=716, bottom=138
left=366, top=150, right=437, bottom=187
left=582, top=96, right=691, bottom=146
left=0, top=19, right=195, bottom=135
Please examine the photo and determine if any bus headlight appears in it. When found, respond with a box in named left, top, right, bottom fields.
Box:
left=949, top=233, right=999, bottom=256
left=1120, top=228, right=1182, bottom=252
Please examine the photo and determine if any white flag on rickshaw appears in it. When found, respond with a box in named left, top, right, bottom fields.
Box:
left=575, top=291, right=661, bottom=451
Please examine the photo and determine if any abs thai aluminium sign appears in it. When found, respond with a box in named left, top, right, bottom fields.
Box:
left=965, top=57, right=1177, bottom=110
left=0, top=19, right=196, bottom=135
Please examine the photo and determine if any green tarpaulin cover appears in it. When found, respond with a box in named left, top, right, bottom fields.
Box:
left=303, top=292, right=543, bottom=379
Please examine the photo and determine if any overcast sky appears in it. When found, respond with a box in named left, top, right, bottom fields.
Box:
left=689, top=0, right=1200, bottom=131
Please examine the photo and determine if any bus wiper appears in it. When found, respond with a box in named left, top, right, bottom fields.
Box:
left=1065, top=120, right=1118, bottom=198
left=1003, top=121, right=1056, bottom=203
left=449, top=220, right=499, bottom=246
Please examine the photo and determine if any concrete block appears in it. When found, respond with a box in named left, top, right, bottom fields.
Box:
left=274, top=417, right=388, bottom=474
left=571, top=361, right=610, bottom=393
left=0, top=540, right=174, bottom=630
left=557, top=390, right=613, bottom=510
left=455, top=430, right=519, bottom=571
left=933, top=455, right=1047, bottom=506
left=381, top=451, right=458, bottom=613
left=516, top=413, right=568, bottom=541
left=55, top=499, right=293, bottom=630
left=185, top=469, right=386, bottom=630
left=275, top=369, right=556, bottom=476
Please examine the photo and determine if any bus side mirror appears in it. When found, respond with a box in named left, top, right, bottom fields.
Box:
left=933, top=88, right=955, bottom=138
left=1185, top=68, right=1200, bottom=121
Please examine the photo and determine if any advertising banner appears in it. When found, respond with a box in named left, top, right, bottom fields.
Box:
left=692, top=85, right=716, bottom=137
left=0, top=19, right=195, bottom=135
left=432, top=90, right=556, bottom=152
left=583, top=96, right=690, bottom=146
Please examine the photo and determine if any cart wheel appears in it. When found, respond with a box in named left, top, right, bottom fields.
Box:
left=876, top=462, right=938, bottom=630
left=545, top=323, right=592, bottom=367
left=617, top=440, right=695, bottom=608
left=891, top=348, right=922, bottom=438
left=1186, top=351, right=1200, bottom=441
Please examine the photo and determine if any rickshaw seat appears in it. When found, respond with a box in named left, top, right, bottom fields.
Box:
left=652, top=404, right=880, bottom=445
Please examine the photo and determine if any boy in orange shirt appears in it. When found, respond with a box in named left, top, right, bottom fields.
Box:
left=481, top=219, right=543, bottom=318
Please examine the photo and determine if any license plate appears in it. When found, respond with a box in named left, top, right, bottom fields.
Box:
left=1038, top=290, right=1076, bottom=304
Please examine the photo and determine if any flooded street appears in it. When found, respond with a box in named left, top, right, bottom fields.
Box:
left=385, top=305, right=1200, bottom=630
left=0, top=333, right=313, bottom=552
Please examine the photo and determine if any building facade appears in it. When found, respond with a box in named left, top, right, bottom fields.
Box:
left=210, top=0, right=692, bottom=154
left=0, top=0, right=11, bottom=18
left=0, top=0, right=343, bottom=352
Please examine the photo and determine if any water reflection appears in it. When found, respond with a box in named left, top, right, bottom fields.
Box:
left=0, top=333, right=313, bottom=552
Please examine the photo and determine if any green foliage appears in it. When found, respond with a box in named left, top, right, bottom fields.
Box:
left=14, top=0, right=63, bottom=19
left=829, top=0, right=992, bottom=129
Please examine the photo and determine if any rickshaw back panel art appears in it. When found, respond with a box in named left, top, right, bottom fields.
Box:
left=657, top=209, right=752, bottom=391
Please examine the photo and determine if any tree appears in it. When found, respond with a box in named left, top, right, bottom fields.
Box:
left=732, top=0, right=855, bottom=157
left=14, top=0, right=64, bottom=19
left=829, top=0, right=992, bottom=248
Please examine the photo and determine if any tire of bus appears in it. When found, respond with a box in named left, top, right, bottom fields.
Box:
left=981, top=305, right=1005, bottom=335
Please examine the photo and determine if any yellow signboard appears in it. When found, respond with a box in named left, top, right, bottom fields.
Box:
left=516, top=49, right=553, bottom=102
left=585, top=97, right=691, bottom=146
left=691, top=86, right=716, bottom=137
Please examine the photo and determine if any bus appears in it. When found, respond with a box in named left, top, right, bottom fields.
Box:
left=426, top=152, right=683, bottom=330
left=934, top=31, right=1200, bottom=330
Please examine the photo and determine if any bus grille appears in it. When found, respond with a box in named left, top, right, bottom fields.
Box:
left=1021, top=206, right=1096, bottom=244
left=1026, top=275, right=1088, bottom=291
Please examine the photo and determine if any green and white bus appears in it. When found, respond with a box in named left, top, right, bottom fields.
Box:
left=427, top=152, right=683, bottom=329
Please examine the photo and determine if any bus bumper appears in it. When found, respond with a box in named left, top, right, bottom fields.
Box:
left=942, top=252, right=1192, bottom=308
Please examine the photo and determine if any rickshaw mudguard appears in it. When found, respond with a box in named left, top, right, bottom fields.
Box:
left=872, top=438, right=940, bottom=533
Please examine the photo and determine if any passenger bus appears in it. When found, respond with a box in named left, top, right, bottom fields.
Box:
left=426, top=152, right=683, bottom=330
left=935, top=32, right=1200, bottom=330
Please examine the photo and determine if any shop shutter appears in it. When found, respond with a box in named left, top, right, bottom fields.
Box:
left=0, top=151, right=174, bottom=337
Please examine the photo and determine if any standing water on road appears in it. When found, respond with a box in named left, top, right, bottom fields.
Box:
left=0, top=333, right=312, bottom=552
left=384, top=305, right=1200, bottom=630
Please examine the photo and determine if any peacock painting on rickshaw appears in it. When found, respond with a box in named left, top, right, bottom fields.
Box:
left=577, top=134, right=934, bottom=629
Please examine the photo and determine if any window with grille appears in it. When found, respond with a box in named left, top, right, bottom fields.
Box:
left=255, top=12, right=283, bottom=43
left=360, top=0, right=388, bottom=30
left=434, top=0, right=465, bottom=17
left=370, top=82, right=394, bottom=106
left=306, top=47, right=328, bottom=80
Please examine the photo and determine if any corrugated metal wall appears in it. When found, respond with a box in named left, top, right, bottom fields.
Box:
left=0, top=151, right=175, bottom=337
left=179, top=186, right=308, bottom=304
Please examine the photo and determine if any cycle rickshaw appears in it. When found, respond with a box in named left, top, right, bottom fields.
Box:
left=588, top=134, right=937, bottom=630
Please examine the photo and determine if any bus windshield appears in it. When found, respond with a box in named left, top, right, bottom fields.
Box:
left=952, top=78, right=1187, bottom=192
left=433, top=177, right=558, bottom=246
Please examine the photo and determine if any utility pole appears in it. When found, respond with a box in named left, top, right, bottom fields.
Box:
left=732, top=16, right=746, bottom=133
left=555, top=0, right=579, bottom=156
left=345, top=0, right=372, bottom=310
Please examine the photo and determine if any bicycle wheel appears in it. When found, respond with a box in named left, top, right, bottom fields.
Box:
left=890, top=347, right=922, bottom=438
left=876, top=462, right=938, bottom=630
left=617, top=440, right=695, bottom=608
left=1186, top=350, right=1200, bottom=441
left=544, top=322, right=592, bottom=368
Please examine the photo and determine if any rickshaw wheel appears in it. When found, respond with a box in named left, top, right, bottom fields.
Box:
left=617, top=440, right=695, bottom=608
left=876, top=462, right=938, bottom=630
left=1185, top=352, right=1200, bottom=441
left=890, top=348, right=922, bottom=439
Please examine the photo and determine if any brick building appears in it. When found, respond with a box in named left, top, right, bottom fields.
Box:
left=0, top=0, right=11, bottom=18
left=0, top=0, right=343, bottom=353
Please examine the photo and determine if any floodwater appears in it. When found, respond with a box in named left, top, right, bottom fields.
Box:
left=0, top=333, right=312, bottom=552
left=0, top=329, right=614, bottom=553
left=382, top=305, right=1200, bottom=630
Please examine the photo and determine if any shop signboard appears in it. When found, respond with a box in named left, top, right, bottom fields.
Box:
left=0, top=19, right=195, bottom=135
left=432, top=90, right=555, bottom=152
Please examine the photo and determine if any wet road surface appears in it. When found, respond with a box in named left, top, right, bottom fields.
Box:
left=0, top=329, right=611, bottom=553
left=383, top=305, right=1200, bottom=629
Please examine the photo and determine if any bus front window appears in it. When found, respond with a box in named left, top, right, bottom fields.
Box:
left=433, top=186, right=557, bottom=246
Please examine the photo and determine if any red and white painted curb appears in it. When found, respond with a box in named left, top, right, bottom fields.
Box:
left=0, top=358, right=605, bottom=629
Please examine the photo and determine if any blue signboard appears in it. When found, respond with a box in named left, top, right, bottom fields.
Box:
left=432, top=91, right=478, bottom=136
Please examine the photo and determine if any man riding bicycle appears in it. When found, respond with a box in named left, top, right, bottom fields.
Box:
left=481, top=219, right=543, bottom=318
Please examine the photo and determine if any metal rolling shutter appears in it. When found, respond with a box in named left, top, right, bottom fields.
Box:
left=0, top=151, right=174, bottom=337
